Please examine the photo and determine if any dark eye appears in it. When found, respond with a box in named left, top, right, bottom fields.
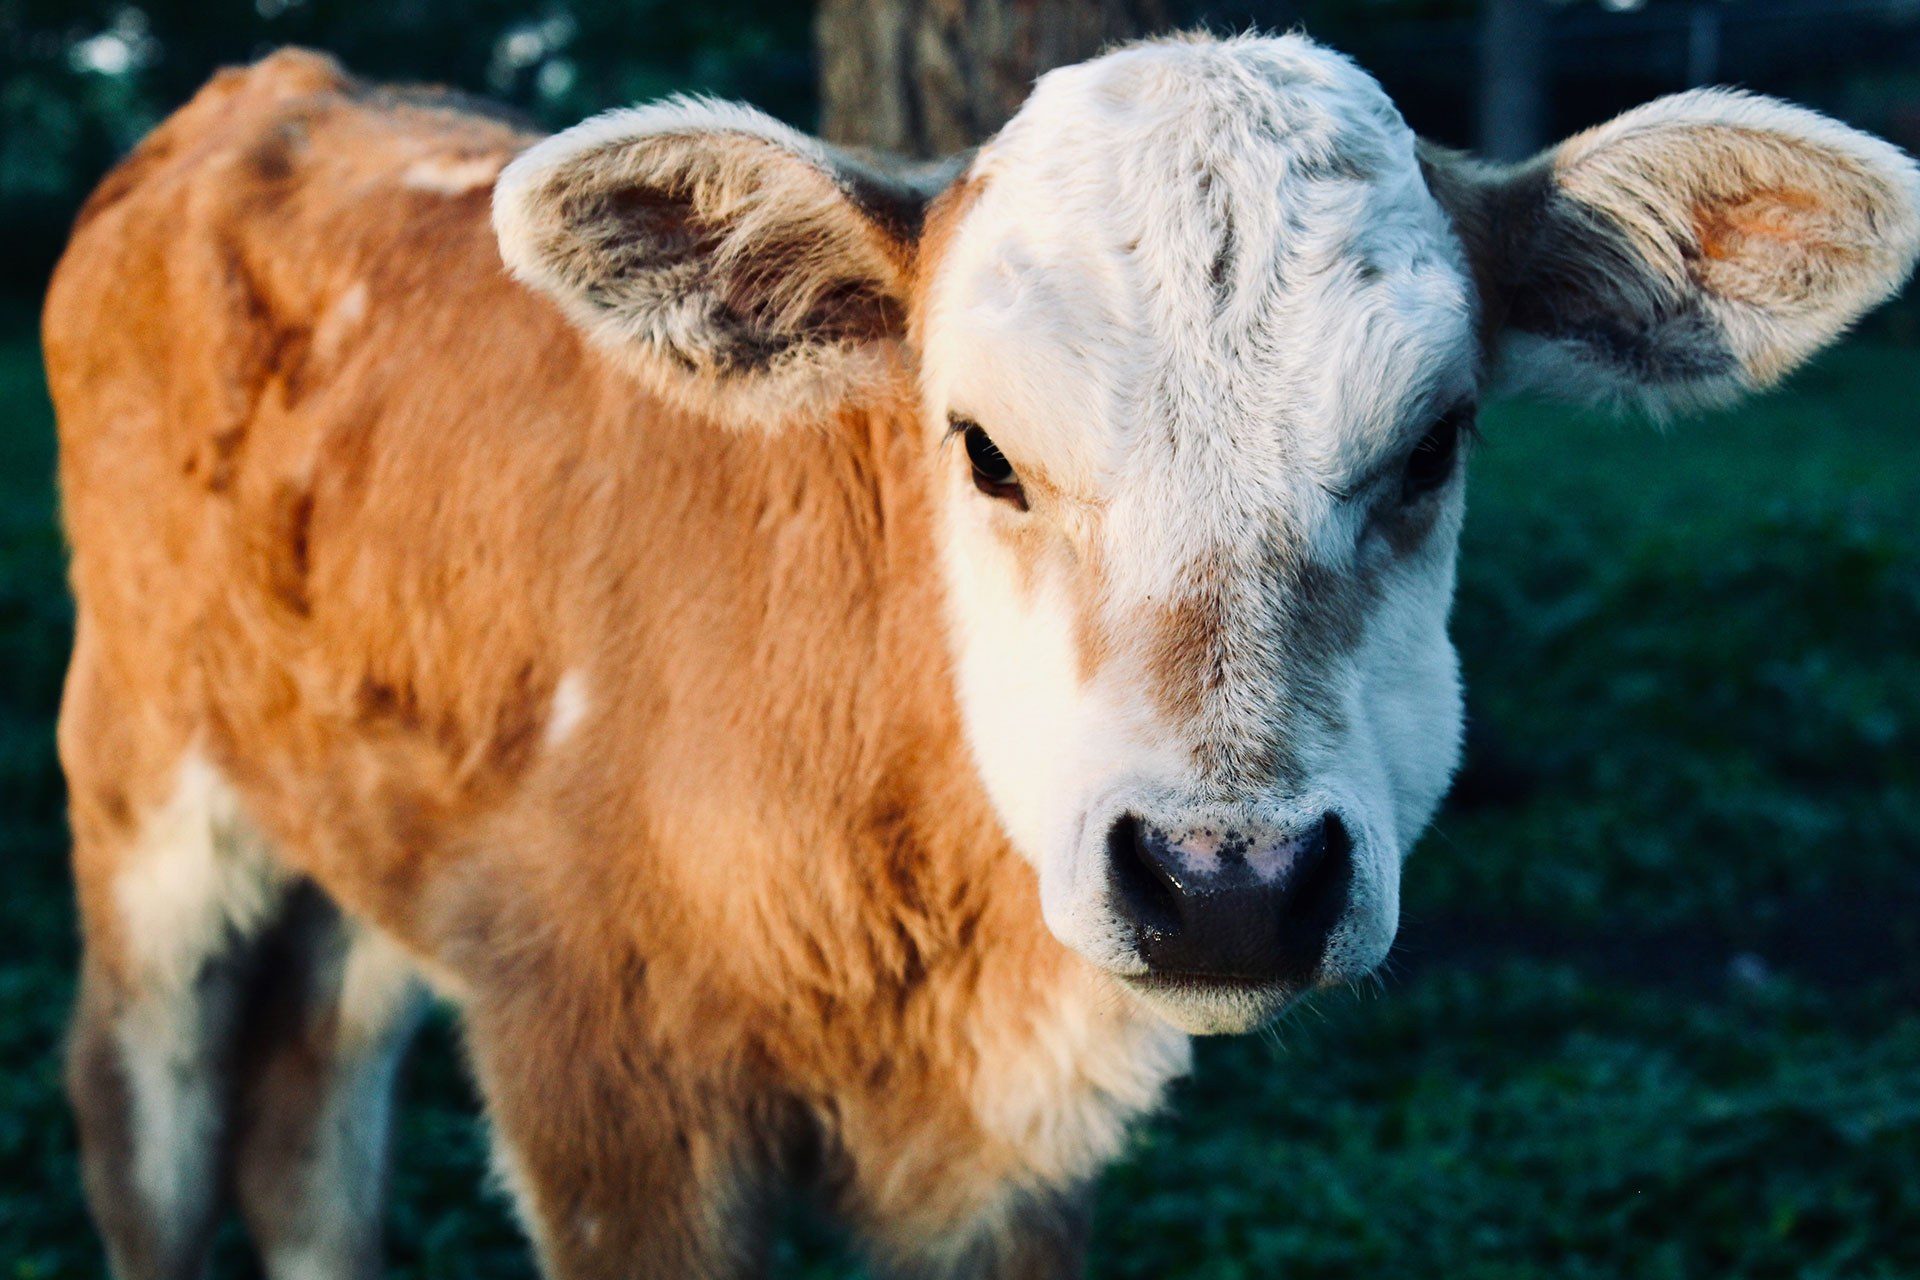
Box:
left=1401, top=404, right=1474, bottom=501
left=957, top=419, right=1027, bottom=509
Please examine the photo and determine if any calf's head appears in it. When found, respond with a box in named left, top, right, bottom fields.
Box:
left=496, top=34, right=1919, bottom=1033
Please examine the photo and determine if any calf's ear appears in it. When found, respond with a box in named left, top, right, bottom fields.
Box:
left=1423, top=91, right=1920, bottom=415
left=494, top=98, right=946, bottom=429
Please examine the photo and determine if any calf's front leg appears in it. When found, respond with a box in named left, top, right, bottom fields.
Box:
left=462, top=966, right=782, bottom=1280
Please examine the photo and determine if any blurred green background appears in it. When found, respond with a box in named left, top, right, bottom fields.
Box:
left=3, top=1, right=1919, bottom=1276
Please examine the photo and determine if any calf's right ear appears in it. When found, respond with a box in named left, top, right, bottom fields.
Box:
left=494, top=98, right=946, bottom=430
left=1423, top=91, right=1920, bottom=416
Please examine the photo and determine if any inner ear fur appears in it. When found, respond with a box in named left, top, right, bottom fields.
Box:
left=494, top=98, right=952, bottom=429
left=1423, top=90, right=1920, bottom=414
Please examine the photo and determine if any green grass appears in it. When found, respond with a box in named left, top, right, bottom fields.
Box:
left=2, top=316, right=1917, bottom=1277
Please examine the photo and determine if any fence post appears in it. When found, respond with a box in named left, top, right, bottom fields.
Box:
left=1478, top=0, right=1549, bottom=162
left=1687, top=3, right=1722, bottom=86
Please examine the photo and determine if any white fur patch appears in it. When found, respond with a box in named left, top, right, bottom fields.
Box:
left=486, top=1129, right=555, bottom=1266
left=402, top=153, right=505, bottom=195
left=113, top=753, right=287, bottom=1231
left=115, top=752, right=286, bottom=994
left=312, top=279, right=369, bottom=364
left=115, top=1002, right=225, bottom=1239
left=544, top=668, right=590, bottom=747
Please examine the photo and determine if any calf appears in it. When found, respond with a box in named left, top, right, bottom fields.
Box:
left=45, top=32, right=1918, bottom=1280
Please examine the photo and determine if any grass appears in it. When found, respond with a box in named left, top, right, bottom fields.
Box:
left=2, top=310, right=1916, bottom=1277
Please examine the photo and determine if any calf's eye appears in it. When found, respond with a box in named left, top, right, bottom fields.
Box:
left=955, top=418, right=1028, bottom=510
left=1401, top=404, right=1474, bottom=501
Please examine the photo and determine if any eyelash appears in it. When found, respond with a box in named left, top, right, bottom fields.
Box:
left=1323, top=405, right=1479, bottom=505
left=947, top=414, right=1028, bottom=510
left=1400, top=404, right=1477, bottom=501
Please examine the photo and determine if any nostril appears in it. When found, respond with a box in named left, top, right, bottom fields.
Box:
left=1106, top=813, right=1180, bottom=937
left=1284, top=813, right=1352, bottom=952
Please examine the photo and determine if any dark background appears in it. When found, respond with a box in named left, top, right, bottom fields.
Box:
left=5, top=0, right=1920, bottom=301
left=2, top=2, right=1918, bottom=1276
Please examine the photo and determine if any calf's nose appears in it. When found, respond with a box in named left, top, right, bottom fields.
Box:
left=1106, top=811, right=1352, bottom=984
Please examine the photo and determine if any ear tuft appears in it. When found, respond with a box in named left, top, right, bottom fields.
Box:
left=1428, top=90, right=1920, bottom=415
left=494, top=98, right=938, bottom=430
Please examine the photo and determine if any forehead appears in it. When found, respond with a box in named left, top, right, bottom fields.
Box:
left=920, top=36, right=1477, bottom=495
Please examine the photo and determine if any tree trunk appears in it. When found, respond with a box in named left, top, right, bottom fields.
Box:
left=815, top=0, right=1166, bottom=158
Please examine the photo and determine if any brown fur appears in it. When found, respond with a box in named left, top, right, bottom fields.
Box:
left=51, top=51, right=1115, bottom=1279
left=1127, top=526, right=1377, bottom=794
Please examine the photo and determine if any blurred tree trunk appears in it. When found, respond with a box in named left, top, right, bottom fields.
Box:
left=815, top=0, right=1166, bottom=158
left=1477, top=0, right=1549, bottom=162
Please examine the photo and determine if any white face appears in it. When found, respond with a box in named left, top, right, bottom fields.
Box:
left=920, top=37, right=1478, bottom=1033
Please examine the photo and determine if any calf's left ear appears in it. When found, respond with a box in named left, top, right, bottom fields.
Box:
left=1424, top=91, right=1920, bottom=414
left=494, top=98, right=943, bottom=429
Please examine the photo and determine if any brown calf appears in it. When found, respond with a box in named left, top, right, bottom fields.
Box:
left=47, top=34, right=1918, bottom=1280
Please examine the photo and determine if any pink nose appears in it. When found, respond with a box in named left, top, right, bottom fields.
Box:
left=1105, top=812, right=1352, bottom=985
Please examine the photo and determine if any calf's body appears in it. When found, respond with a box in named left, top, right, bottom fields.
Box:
left=48, top=34, right=1920, bottom=1280
left=49, top=52, right=1180, bottom=1279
